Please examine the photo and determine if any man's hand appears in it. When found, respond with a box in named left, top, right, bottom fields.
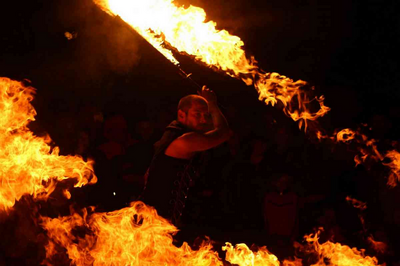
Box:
left=199, top=85, right=217, bottom=104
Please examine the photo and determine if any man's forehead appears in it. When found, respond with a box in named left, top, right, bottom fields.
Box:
left=190, top=100, right=208, bottom=111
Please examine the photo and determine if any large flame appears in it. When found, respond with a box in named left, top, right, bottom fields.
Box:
left=94, top=0, right=330, bottom=130
left=223, top=243, right=279, bottom=266
left=42, top=201, right=223, bottom=266
left=300, top=232, right=380, bottom=266
left=0, top=77, right=96, bottom=211
left=42, top=201, right=381, bottom=266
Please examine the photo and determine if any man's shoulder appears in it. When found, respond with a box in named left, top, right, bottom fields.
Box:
left=164, top=136, right=196, bottom=160
left=166, top=120, right=186, bottom=131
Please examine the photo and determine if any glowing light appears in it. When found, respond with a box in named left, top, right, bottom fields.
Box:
left=42, top=201, right=223, bottom=266
left=94, top=0, right=330, bottom=130
left=301, top=231, right=380, bottom=266
left=0, top=77, right=96, bottom=212
left=42, top=201, right=380, bottom=266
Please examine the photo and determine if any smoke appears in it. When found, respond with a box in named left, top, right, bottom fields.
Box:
left=2, top=0, right=141, bottom=92
left=59, top=0, right=141, bottom=79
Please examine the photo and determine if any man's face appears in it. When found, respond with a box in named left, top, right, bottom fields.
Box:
left=182, top=100, right=209, bottom=132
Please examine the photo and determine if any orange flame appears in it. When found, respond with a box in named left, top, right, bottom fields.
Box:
left=93, top=0, right=330, bottom=130
left=42, top=201, right=284, bottom=265
left=222, top=243, right=279, bottom=266
left=336, top=129, right=356, bottom=143
left=346, top=197, right=389, bottom=255
left=42, top=201, right=223, bottom=266
left=346, top=196, right=367, bottom=211
left=282, top=257, right=303, bottom=266
left=42, top=200, right=384, bottom=265
left=317, top=127, right=400, bottom=187
left=303, top=231, right=380, bottom=266
left=0, top=77, right=96, bottom=211
left=367, top=235, right=388, bottom=255
left=346, top=196, right=367, bottom=240
left=383, top=150, right=400, bottom=187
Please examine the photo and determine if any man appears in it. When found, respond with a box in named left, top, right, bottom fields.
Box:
left=141, top=86, right=230, bottom=225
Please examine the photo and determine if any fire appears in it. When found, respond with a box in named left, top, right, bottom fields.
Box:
left=367, top=235, right=388, bottom=255
left=345, top=196, right=367, bottom=211
left=346, top=196, right=367, bottom=231
left=301, top=232, right=380, bottom=266
left=42, top=201, right=223, bottom=266
left=0, top=77, right=96, bottom=211
left=316, top=127, right=400, bottom=187
left=94, top=0, right=330, bottom=129
left=346, top=196, right=389, bottom=256
left=383, top=150, right=400, bottom=187
left=336, top=129, right=356, bottom=143
left=43, top=201, right=280, bottom=266
left=42, top=200, right=383, bottom=266
left=91, top=0, right=400, bottom=186
left=0, top=3, right=390, bottom=264
left=222, top=243, right=279, bottom=266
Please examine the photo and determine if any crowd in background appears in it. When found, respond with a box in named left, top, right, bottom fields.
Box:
left=27, top=98, right=400, bottom=264
left=1, top=0, right=399, bottom=264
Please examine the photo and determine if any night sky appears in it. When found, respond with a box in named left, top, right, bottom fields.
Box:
left=1, top=0, right=399, bottom=135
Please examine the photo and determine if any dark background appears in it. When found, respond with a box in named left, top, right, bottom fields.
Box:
left=1, top=0, right=399, bottom=135
left=1, top=1, right=400, bottom=263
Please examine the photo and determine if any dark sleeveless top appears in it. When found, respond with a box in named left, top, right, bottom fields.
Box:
left=141, top=120, right=198, bottom=225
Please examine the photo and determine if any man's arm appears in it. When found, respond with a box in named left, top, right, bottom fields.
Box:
left=166, top=86, right=230, bottom=159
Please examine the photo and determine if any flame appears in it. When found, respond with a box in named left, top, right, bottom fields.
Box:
left=65, top=31, right=78, bottom=40
left=0, top=77, right=96, bottom=211
left=346, top=196, right=367, bottom=211
left=302, top=232, right=380, bottom=266
left=43, top=201, right=281, bottom=266
left=282, top=258, right=303, bottom=266
left=316, top=127, right=400, bottom=187
left=41, top=201, right=283, bottom=266
left=42, top=201, right=223, bottom=266
left=367, top=235, right=387, bottom=255
left=336, top=129, right=356, bottom=143
left=346, top=197, right=389, bottom=256
left=94, top=0, right=330, bottom=129
left=42, top=200, right=384, bottom=265
left=383, top=150, right=400, bottom=187
left=222, top=243, right=279, bottom=266
left=346, top=196, right=367, bottom=243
